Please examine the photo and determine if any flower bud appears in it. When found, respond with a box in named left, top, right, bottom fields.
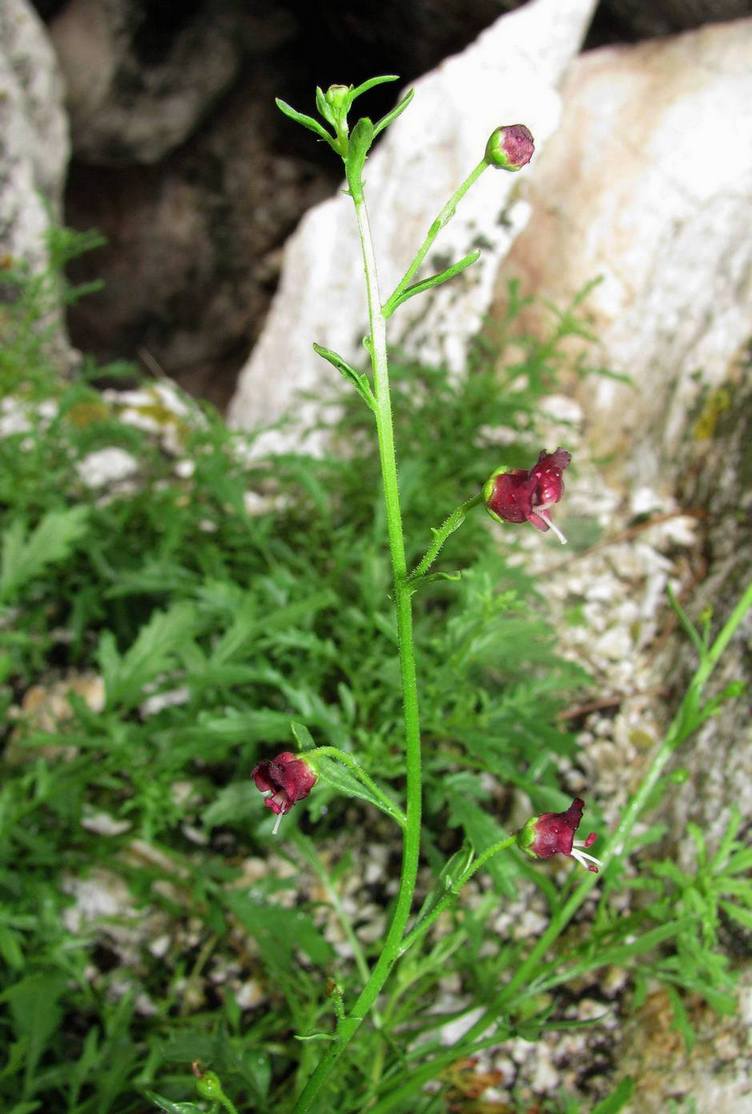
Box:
left=485, top=124, right=534, bottom=171
left=325, top=84, right=351, bottom=111
left=483, top=448, right=571, bottom=544
left=252, top=751, right=317, bottom=835
left=517, top=797, right=601, bottom=873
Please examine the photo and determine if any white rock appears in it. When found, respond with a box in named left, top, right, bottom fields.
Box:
left=498, top=17, right=752, bottom=487
left=229, top=0, right=598, bottom=440
left=0, top=0, right=69, bottom=268
left=77, top=446, right=139, bottom=488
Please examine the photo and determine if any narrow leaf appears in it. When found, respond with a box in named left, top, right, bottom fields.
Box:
left=313, top=343, right=375, bottom=410
left=373, top=88, right=415, bottom=138
left=345, top=116, right=375, bottom=199
left=315, top=85, right=336, bottom=126
left=350, top=74, right=399, bottom=100
left=592, top=1078, right=635, bottom=1114
left=314, top=756, right=403, bottom=824
left=275, top=98, right=334, bottom=145
left=667, top=586, right=704, bottom=656
left=290, top=721, right=316, bottom=751
left=385, top=250, right=480, bottom=316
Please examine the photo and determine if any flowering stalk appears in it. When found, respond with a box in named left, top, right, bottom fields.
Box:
left=273, top=79, right=536, bottom=1112
left=293, top=113, right=426, bottom=1114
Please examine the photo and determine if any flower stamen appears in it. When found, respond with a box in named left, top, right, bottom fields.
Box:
left=534, top=507, right=567, bottom=545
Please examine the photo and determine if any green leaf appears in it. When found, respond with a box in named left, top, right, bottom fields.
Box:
left=99, top=601, right=198, bottom=709
left=290, top=721, right=316, bottom=751
left=203, top=781, right=257, bottom=830
left=373, top=88, right=415, bottom=139
left=3, top=972, right=67, bottom=1092
left=665, top=984, right=695, bottom=1052
left=315, top=85, right=336, bottom=127
left=0, top=506, right=89, bottom=602
left=446, top=780, right=519, bottom=897
left=313, top=755, right=403, bottom=825
left=345, top=117, right=375, bottom=199
left=224, top=893, right=333, bottom=969
left=313, top=343, right=375, bottom=410
left=275, top=97, right=334, bottom=146
left=350, top=74, right=400, bottom=101
left=720, top=899, right=752, bottom=929
left=591, top=1077, right=635, bottom=1114
left=386, top=250, right=481, bottom=316
left=144, top=1094, right=204, bottom=1114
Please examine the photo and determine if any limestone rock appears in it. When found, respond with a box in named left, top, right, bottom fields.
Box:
left=228, top=0, right=599, bottom=443
left=495, top=17, right=752, bottom=489
left=49, top=0, right=247, bottom=164
left=0, top=0, right=69, bottom=268
left=492, top=17, right=752, bottom=837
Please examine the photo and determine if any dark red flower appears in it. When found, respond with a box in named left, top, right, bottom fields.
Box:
left=483, top=448, right=571, bottom=544
left=252, top=752, right=317, bottom=835
left=485, top=124, right=535, bottom=171
left=516, top=797, right=601, bottom=873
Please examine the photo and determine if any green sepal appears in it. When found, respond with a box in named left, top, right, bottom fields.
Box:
left=373, top=88, right=415, bottom=139
left=275, top=97, right=335, bottom=148
left=516, top=816, right=539, bottom=857
left=384, top=249, right=481, bottom=317
left=350, top=74, right=400, bottom=102
left=313, top=342, right=375, bottom=411
left=345, top=117, right=375, bottom=201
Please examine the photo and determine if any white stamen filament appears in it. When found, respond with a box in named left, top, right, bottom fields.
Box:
left=272, top=812, right=283, bottom=836
left=535, top=507, right=567, bottom=545
left=260, top=789, right=273, bottom=797
left=571, top=847, right=602, bottom=871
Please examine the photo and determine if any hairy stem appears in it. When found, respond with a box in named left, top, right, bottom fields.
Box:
left=383, top=158, right=488, bottom=317
left=409, top=493, right=483, bottom=582
left=292, top=168, right=424, bottom=1114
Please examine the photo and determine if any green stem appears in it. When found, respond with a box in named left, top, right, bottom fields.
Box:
left=409, top=494, right=482, bottom=582
left=383, top=158, right=489, bottom=318
left=308, top=746, right=407, bottom=829
left=292, top=167, right=424, bottom=1114
left=399, top=836, right=515, bottom=957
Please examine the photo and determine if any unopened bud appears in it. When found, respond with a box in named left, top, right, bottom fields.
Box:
left=485, top=124, right=534, bottom=171
left=325, top=84, right=351, bottom=111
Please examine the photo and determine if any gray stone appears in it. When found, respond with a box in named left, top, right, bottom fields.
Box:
left=228, top=0, right=599, bottom=445
left=49, top=0, right=245, bottom=164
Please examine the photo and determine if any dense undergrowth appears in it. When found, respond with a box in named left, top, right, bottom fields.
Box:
left=1, top=231, right=750, bottom=1114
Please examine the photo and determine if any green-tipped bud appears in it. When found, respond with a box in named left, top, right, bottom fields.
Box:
left=485, top=124, right=534, bottom=171
left=325, top=84, right=351, bottom=112
left=192, top=1065, right=224, bottom=1101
